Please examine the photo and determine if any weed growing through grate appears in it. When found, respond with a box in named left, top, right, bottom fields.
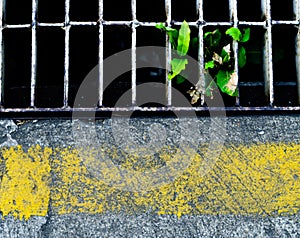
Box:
left=156, top=22, right=250, bottom=104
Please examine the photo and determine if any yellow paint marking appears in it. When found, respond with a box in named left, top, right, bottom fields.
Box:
left=0, top=145, right=52, bottom=220
left=0, top=143, right=299, bottom=220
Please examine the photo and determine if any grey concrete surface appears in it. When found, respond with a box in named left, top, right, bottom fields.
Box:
left=6, top=115, right=300, bottom=149
left=1, top=213, right=299, bottom=238
left=41, top=213, right=300, bottom=238
left=0, top=115, right=299, bottom=237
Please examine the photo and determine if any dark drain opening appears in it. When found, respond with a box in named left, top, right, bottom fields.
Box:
left=0, top=0, right=299, bottom=116
left=36, top=27, right=65, bottom=108
left=3, top=29, right=31, bottom=108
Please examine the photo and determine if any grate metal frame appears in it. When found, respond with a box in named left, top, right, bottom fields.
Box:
left=0, top=0, right=299, bottom=117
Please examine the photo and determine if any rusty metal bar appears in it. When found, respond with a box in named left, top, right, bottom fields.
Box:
left=261, top=0, right=274, bottom=106
left=98, top=0, right=104, bottom=107
left=30, top=0, right=38, bottom=107
left=63, top=0, right=70, bottom=107
left=131, top=0, right=137, bottom=106
left=165, top=0, right=172, bottom=106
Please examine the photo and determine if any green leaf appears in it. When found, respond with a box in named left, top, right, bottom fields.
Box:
left=176, top=75, right=186, bottom=84
left=216, top=70, right=229, bottom=90
left=204, top=72, right=216, bottom=98
left=167, top=30, right=179, bottom=49
left=155, top=23, right=178, bottom=49
left=238, top=46, right=246, bottom=68
left=221, top=44, right=231, bottom=57
left=216, top=70, right=238, bottom=96
left=205, top=86, right=212, bottom=97
left=204, top=70, right=214, bottom=86
left=205, top=29, right=221, bottom=48
left=223, top=54, right=231, bottom=64
left=232, top=89, right=239, bottom=97
left=177, top=20, right=190, bottom=56
left=155, top=23, right=165, bottom=30
left=205, top=60, right=215, bottom=69
left=221, top=44, right=231, bottom=63
left=165, top=26, right=176, bottom=32
left=212, top=29, right=222, bottom=47
left=240, top=28, right=250, bottom=43
left=226, top=27, right=242, bottom=41
left=168, top=58, right=188, bottom=80
left=191, top=37, right=198, bottom=49
left=204, top=31, right=213, bottom=39
left=155, top=23, right=177, bottom=34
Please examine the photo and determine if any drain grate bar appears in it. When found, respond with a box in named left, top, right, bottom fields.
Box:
left=63, top=0, right=70, bottom=107
left=229, top=0, right=239, bottom=106
left=0, top=0, right=3, bottom=106
left=98, top=0, right=104, bottom=107
left=165, top=0, right=172, bottom=106
left=30, top=0, right=38, bottom=107
left=0, top=0, right=298, bottom=115
left=131, top=0, right=137, bottom=106
left=262, top=0, right=274, bottom=106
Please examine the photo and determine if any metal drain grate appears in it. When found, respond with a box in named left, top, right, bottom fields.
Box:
left=0, top=0, right=299, bottom=117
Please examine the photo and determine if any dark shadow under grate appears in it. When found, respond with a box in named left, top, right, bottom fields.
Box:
left=0, top=0, right=299, bottom=118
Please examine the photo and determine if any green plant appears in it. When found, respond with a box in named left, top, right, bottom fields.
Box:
left=156, top=21, right=190, bottom=84
left=156, top=22, right=250, bottom=104
left=204, top=27, right=250, bottom=97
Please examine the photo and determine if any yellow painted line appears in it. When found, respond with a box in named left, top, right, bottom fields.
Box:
left=0, top=143, right=299, bottom=220
left=0, top=146, right=52, bottom=220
